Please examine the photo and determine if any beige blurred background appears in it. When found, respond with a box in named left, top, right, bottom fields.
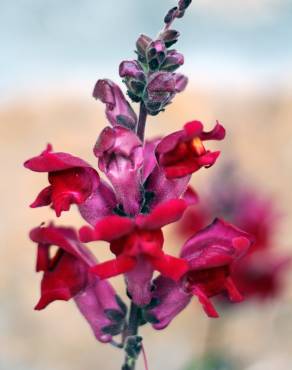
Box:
left=1, top=1, right=292, bottom=369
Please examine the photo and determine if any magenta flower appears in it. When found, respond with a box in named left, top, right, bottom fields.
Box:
left=156, top=120, right=225, bottom=179
left=93, top=79, right=137, bottom=129
left=79, top=199, right=189, bottom=306
left=24, top=144, right=100, bottom=217
left=147, top=219, right=253, bottom=328
left=94, top=126, right=143, bottom=216
left=30, top=224, right=126, bottom=342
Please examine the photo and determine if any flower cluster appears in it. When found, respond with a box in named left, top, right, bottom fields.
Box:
left=24, top=1, right=255, bottom=368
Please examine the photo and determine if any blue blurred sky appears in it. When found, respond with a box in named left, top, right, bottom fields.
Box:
left=1, top=0, right=292, bottom=98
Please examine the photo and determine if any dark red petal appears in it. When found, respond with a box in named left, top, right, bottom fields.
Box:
left=90, top=256, right=136, bottom=279
left=136, top=199, right=187, bottom=230
left=30, top=225, right=95, bottom=267
left=49, top=167, right=100, bottom=217
left=36, top=244, right=50, bottom=272
left=24, top=147, right=92, bottom=172
left=79, top=215, right=135, bottom=243
left=196, top=151, right=221, bottom=168
left=151, top=254, right=189, bottom=281
left=35, top=253, right=88, bottom=310
left=163, top=159, right=201, bottom=179
left=30, top=186, right=52, bottom=208
left=182, top=186, right=199, bottom=206
left=183, top=121, right=203, bottom=139
left=181, top=218, right=254, bottom=270
left=156, top=131, right=184, bottom=155
left=199, top=121, right=226, bottom=141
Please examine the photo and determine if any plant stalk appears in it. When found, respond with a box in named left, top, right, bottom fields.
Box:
left=137, top=102, right=148, bottom=142
left=121, top=302, right=142, bottom=370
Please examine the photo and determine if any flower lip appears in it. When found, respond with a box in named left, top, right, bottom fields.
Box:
left=24, top=144, right=94, bottom=173
left=156, top=121, right=226, bottom=179
left=25, top=145, right=100, bottom=217
left=181, top=218, right=254, bottom=270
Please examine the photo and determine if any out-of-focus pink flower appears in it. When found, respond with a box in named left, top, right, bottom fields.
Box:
left=94, top=126, right=143, bottom=216
left=156, top=120, right=225, bottom=179
left=175, top=168, right=291, bottom=301
left=79, top=199, right=189, bottom=306
left=30, top=224, right=126, bottom=343
left=93, top=79, right=137, bottom=129
left=147, top=219, right=252, bottom=327
left=24, top=144, right=100, bottom=217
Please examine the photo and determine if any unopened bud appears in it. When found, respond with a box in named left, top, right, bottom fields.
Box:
left=178, top=0, right=192, bottom=11
left=136, top=34, right=152, bottom=63
left=161, top=50, right=184, bottom=72
left=146, top=40, right=167, bottom=71
left=160, top=29, right=180, bottom=48
left=119, top=60, right=146, bottom=101
left=164, top=6, right=178, bottom=24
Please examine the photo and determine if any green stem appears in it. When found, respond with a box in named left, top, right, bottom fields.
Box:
left=121, top=302, right=142, bottom=370
left=137, top=102, right=147, bottom=142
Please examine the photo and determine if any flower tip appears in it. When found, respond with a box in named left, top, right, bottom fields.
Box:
left=232, top=236, right=252, bottom=255
left=97, top=333, right=112, bottom=343
left=79, top=226, right=95, bottom=243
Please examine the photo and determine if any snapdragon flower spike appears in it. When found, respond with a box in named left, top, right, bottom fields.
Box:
left=93, top=79, right=137, bottom=129
left=30, top=224, right=126, bottom=343
left=156, top=120, right=226, bottom=179
left=79, top=199, right=189, bottom=306
left=94, top=126, right=143, bottom=216
left=147, top=219, right=253, bottom=327
left=24, top=144, right=100, bottom=217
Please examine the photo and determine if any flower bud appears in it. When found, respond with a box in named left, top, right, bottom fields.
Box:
left=178, top=0, right=192, bottom=11
left=161, top=50, right=184, bottom=72
left=93, top=79, right=137, bottom=129
left=159, top=29, right=180, bottom=48
left=119, top=60, right=146, bottom=101
left=164, top=6, right=178, bottom=24
left=136, top=34, right=152, bottom=63
left=146, top=40, right=167, bottom=71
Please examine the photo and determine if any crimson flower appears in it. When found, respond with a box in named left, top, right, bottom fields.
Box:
left=156, top=120, right=225, bottom=179
left=30, top=224, right=126, bottom=342
left=24, top=144, right=100, bottom=217
left=79, top=199, right=189, bottom=306
left=148, top=219, right=253, bottom=328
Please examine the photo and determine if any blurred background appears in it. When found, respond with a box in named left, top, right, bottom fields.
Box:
left=1, top=0, right=292, bottom=369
